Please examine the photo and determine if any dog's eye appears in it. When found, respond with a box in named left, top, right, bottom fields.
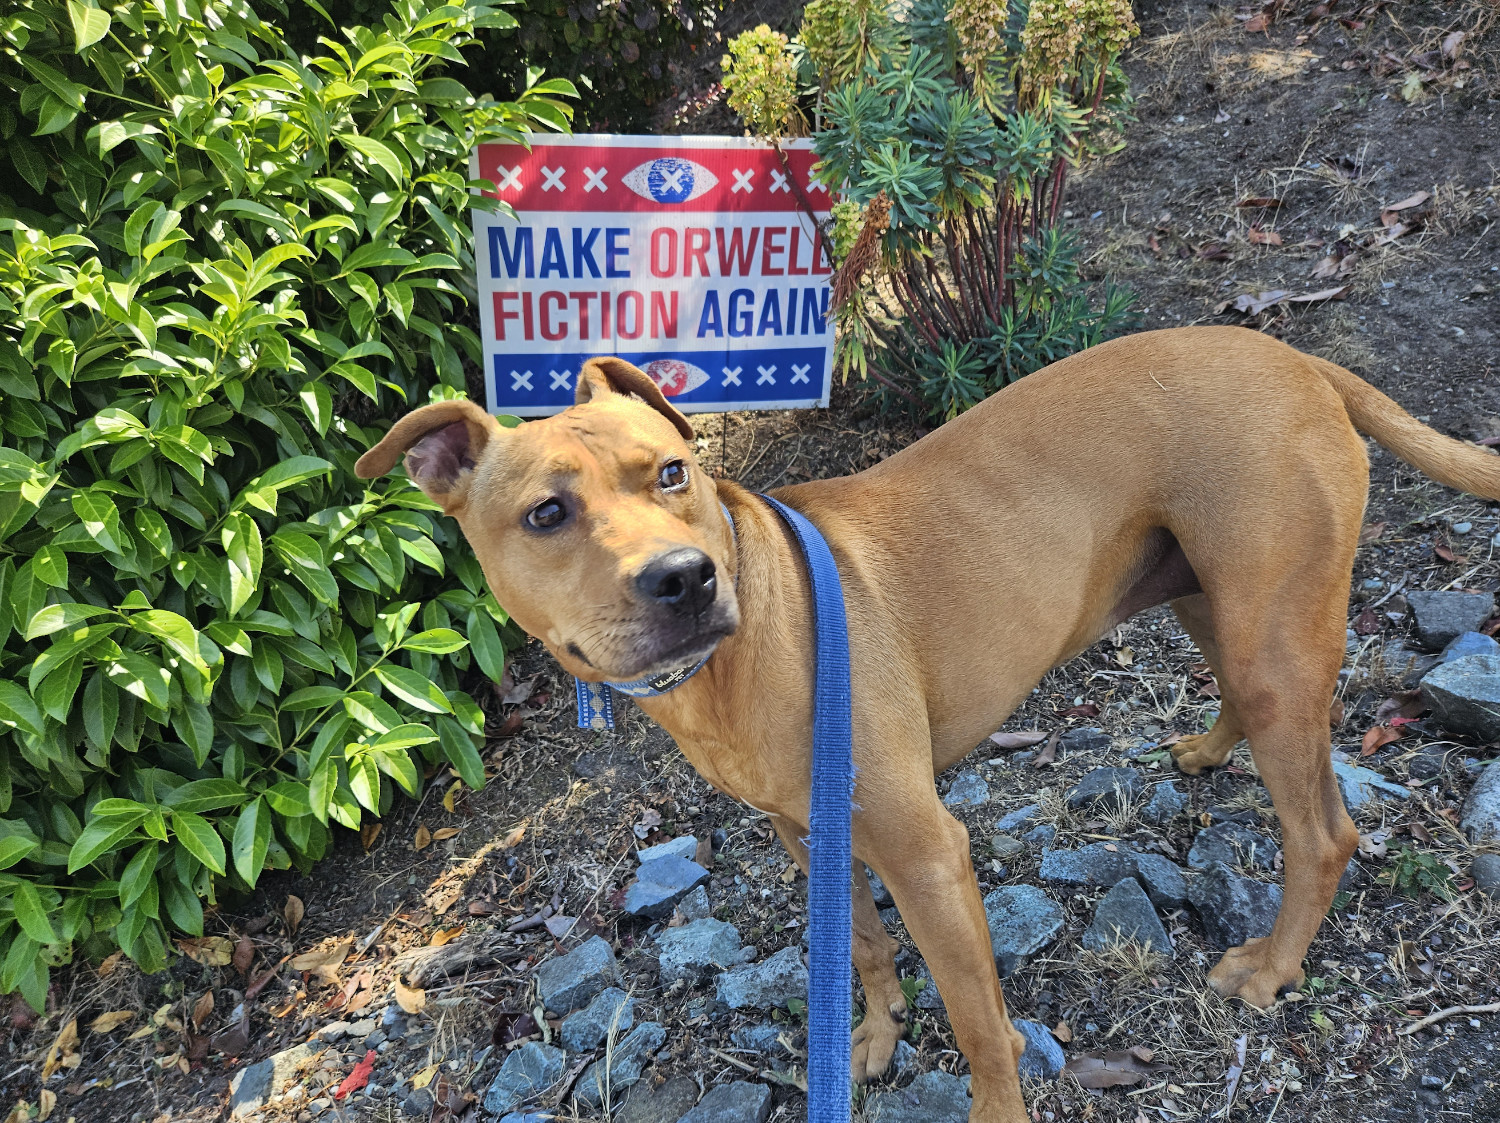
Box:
left=527, top=499, right=566, bottom=529
left=659, top=461, right=688, bottom=491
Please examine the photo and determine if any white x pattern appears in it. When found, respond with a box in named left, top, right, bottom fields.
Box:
left=583, top=167, right=607, bottom=192
left=731, top=169, right=754, bottom=193
left=495, top=165, right=522, bottom=191
left=510, top=369, right=534, bottom=391
left=540, top=166, right=566, bottom=192
left=756, top=365, right=776, bottom=385
left=721, top=366, right=742, bottom=387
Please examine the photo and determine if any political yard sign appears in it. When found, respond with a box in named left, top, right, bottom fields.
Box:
left=469, top=135, right=834, bottom=417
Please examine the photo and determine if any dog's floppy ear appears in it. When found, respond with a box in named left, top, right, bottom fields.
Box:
left=574, top=356, right=695, bottom=441
left=353, top=399, right=500, bottom=512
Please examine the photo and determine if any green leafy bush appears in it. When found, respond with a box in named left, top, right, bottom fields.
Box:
left=0, top=0, right=572, bottom=1010
left=722, top=0, right=1140, bottom=422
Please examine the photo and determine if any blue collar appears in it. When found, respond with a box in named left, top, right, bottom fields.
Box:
left=575, top=502, right=735, bottom=731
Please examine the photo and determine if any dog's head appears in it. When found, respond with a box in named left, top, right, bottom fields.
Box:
left=354, top=358, right=739, bottom=683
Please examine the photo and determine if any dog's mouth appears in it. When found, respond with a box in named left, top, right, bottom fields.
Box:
left=578, top=604, right=739, bottom=684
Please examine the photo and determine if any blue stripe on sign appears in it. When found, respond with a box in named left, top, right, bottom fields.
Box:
left=492, top=347, right=829, bottom=413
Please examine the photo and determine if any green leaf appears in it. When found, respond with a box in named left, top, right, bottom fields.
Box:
left=438, top=716, right=486, bottom=790
left=162, top=779, right=246, bottom=814
left=263, top=781, right=311, bottom=817
left=67, top=814, right=145, bottom=873
left=130, top=610, right=208, bottom=676
left=338, top=133, right=407, bottom=183
left=118, top=843, right=158, bottom=908
left=171, top=811, right=226, bottom=876
left=0, top=836, right=39, bottom=870
left=401, top=628, right=467, bottom=655
left=25, top=603, right=114, bottom=640
left=348, top=753, right=381, bottom=811
left=67, top=0, right=112, bottom=49
left=372, top=744, right=420, bottom=796
left=222, top=512, right=263, bottom=615
left=232, top=798, right=271, bottom=885
left=11, top=880, right=56, bottom=944
left=466, top=610, right=506, bottom=682
left=372, top=664, right=453, bottom=713
left=32, top=546, right=69, bottom=589
left=0, top=681, right=46, bottom=737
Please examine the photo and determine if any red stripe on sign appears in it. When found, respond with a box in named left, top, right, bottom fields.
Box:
left=474, top=142, right=827, bottom=214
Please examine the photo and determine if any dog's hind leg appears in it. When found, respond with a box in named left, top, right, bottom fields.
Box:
left=1168, top=593, right=1245, bottom=775
left=769, top=818, right=909, bottom=1083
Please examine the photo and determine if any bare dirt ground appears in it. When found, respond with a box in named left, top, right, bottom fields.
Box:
left=8, top=2, right=1500, bottom=1122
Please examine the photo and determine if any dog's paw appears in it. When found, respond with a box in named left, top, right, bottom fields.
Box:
left=851, top=1001, right=906, bottom=1083
left=1207, top=938, right=1304, bottom=1008
left=1170, top=731, right=1235, bottom=776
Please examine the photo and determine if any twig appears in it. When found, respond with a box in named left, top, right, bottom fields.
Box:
left=708, top=1047, right=761, bottom=1075
left=1396, top=1001, right=1500, bottom=1036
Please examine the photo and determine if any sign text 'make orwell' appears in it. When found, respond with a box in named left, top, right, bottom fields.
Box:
left=470, top=136, right=834, bottom=416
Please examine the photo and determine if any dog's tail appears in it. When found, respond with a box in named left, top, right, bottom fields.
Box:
left=1314, top=357, right=1500, bottom=500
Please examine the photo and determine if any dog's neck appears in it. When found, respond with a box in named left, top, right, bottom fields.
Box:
left=630, top=480, right=818, bottom=821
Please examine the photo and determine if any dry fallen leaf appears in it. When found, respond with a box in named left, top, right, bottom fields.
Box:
left=1052, top=1021, right=1073, bottom=1043
left=1384, top=190, right=1431, bottom=212
left=1248, top=226, right=1283, bottom=246
left=429, top=926, right=465, bottom=947
left=89, top=1010, right=135, bottom=1033
left=284, top=895, right=305, bottom=936
left=1361, top=724, right=1404, bottom=756
left=1352, top=606, right=1383, bottom=635
left=97, top=951, right=123, bottom=979
left=1359, top=829, right=1390, bottom=859
left=232, top=935, right=255, bottom=977
left=988, top=731, right=1048, bottom=751
left=499, top=824, right=527, bottom=849
left=1238, top=196, right=1283, bottom=208
left=411, top=1062, right=441, bottom=1090
left=431, top=827, right=461, bottom=842
left=1358, top=521, right=1387, bottom=545
left=1064, top=1045, right=1163, bottom=1089
left=191, top=991, right=215, bottom=1031
left=178, top=936, right=235, bottom=967
left=40, top=1019, right=78, bottom=1082
left=395, top=979, right=427, bottom=1014
left=1034, top=730, right=1061, bottom=768
left=442, top=781, right=461, bottom=814
left=361, top=822, right=383, bottom=851
left=290, top=941, right=352, bottom=972
left=414, top=824, right=433, bottom=851
left=1375, top=691, right=1425, bottom=723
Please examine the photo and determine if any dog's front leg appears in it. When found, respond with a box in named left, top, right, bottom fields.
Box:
left=866, top=804, right=1029, bottom=1123
left=769, top=817, right=909, bottom=1082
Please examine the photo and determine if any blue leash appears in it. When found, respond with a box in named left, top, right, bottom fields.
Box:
left=573, top=495, right=854, bottom=1123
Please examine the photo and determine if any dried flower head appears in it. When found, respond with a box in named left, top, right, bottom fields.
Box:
left=721, top=25, right=802, bottom=139
left=1018, top=0, right=1085, bottom=97
left=800, top=0, right=844, bottom=80
left=947, top=0, right=1009, bottom=75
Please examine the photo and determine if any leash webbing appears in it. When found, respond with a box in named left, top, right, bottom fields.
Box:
left=760, top=494, right=853, bottom=1123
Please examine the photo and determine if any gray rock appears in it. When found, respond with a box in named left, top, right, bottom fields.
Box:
left=1142, top=780, right=1189, bottom=826
left=638, top=835, right=699, bottom=864
left=911, top=962, right=945, bottom=1012
left=1422, top=655, right=1500, bottom=740
left=1462, top=761, right=1500, bottom=842
left=1082, top=878, right=1171, bottom=954
left=1014, top=1019, right=1066, bottom=1080
left=1060, top=727, right=1112, bottom=754
left=866, top=1070, right=970, bottom=1123
left=1408, top=590, right=1495, bottom=650
left=560, top=987, right=635, bottom=1052
left=498, top=1115, right=550, bottom=1123
left=1472, top=852, right=1500, bottom=898
left=1038, top=843, right=1189, bottom=908
left=983, top=885, right=1065, bottom=976
left=625, top=856, right=710, bottom=919
left=1065, top=767, right=1145, bottom=811
left=1332, top=761, right=1414, bottom=810
left=675, top=883, right=712, bottom=922
left=716, top=945, right=807, bottom=1010
left=1186, top=822, right=1275, bottom=871
left=617, top=1076, right=700, bottom=1123
left=575, top=1022, right=666, bottom=1107
left=996, top=804, right=1040, bottom=832
left=316, top=1021, right=351, bottom=1041
left=229, top=1042, right=321, bottom=1119
left=729, top=1024, right=800, bottom=1059
left=866, top=866, right=894, bottom=908
left=400, top=1088, right=433, bottom=1117
left=1188, top=862, right=1282, bottom=950
left=1206, top=804, right=1259, bottom=825
left=891, top=1039, right=920, bottom=1083
left=1382, top=641, right=1441, bottom=688
left=657, top=919, right=743, bottom=983
left=990, top=834, right=1025, bottom=858
left=1022, top=823, right=1056, bottom=846
left=676, top=1081, right=772, bottom=1123
left=1408, top=747, right=1449, bottom=781
left=483, top=1042, right=566, bottom=1115
left=347, top=1018, right=375, bottom=1037
left=1441, top=631, right=1500, bottom=664
left=536, top=936, right=621, bottom=1015
left=943, top=770, right=990, bottom=808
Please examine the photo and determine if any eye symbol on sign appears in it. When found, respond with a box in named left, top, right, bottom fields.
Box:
left=622, top=158, right=719, bottom=204
left=643, top=359, right=709, bottom=397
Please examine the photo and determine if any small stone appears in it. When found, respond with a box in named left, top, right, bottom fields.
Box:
left=866, top=1070, right=970, bottom=1123
left=1206, top=804, right=1258, bottom=825
left=364, top=1029, right=386, bottom=1048
left=229, top=1043, right=322, bottom=1119
left=715, top=945, right=807, bottom=1010
left=1461, top=761, right=1500, bottom=842
left=1423, top=655, right=1500, bottom=740
left=400, top=1089, right=433, bottom=1117
left=1038, top=843, right=1188, bottom=908
left=729, top=1024, right=796, bottom=1057
left=1065, top=767, right=1145, bottom=811
left=1187, top=862, right=1282, bottom=950
left=866, top=866, right=894, bottom=908
left=637, top=835, right=699, bottom=864
left=1382, top=641, right=1441, bottom=688
left=316, top=1022, right=351, bottom=1042
left=1141, top=781, right=1189, bottom=826
left=675, top=884, right=712, bottom=922
left=1407, top=590, right=1495, bottom=651
left=1408, top=747, right=1449, bottom=781
left=483, top=1042, right=565, bottom=1116
left=559, top=987, right=635, bottom=1053
left=942, top=770, right=990, bottom=808
left=891, top=1039, right=919, bottom=1083
left=499, top=1114, right=551, bottom=1123
left=1014, top=1019, right=1066, bottom=1080
left=625, top=856, right=711, bottom=919
left=535, top=935, right=622, bottom=1015
left=995, top=804, right=1040, bottom=832
left=1420, top=1073, right=1446, bottom=1089
left=657, top=919, right=743, bottom=983
left=1186, top=822, right=1275, bottom=871
left=1022, top=823, right=1056, bottom=846
left=911, top=962, right=945, bottom=1012
left=617, top=1075, right=700, bottom=1123
left=1332, top=761, right=1414, bottom=810
left=1060, top=727, right=1111, bottom=754
left=676, top=1080, right=772, bottom=1123
left=1082, top=878, right=1171, bottom=954
left=1453, top=522, right=1473, bottom=535
left=1440, top=631, right=1500, bottom=664
left=575, top=1022, right=666, bottom=1107
left=1471, top=853, right=1500, bottom=898
left=989, top=834, right=1025, bottom=858
left=983, top=886, right=1065, bottom=976
left=346, top=1018, right=375, bottom=1038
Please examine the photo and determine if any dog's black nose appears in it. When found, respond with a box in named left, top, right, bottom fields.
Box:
left=636, top=548, right=717, bottom=614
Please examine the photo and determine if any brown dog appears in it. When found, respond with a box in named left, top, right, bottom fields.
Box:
left=356, top=326, right=1500, bottom=1120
